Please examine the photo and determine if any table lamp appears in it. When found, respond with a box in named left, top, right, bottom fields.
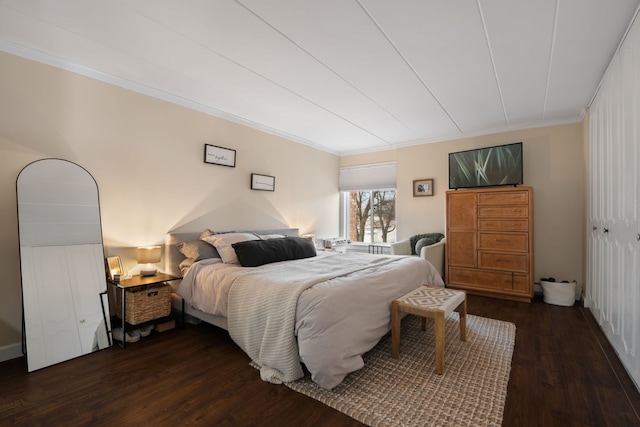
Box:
left=137, top=246, right=161, bottom=276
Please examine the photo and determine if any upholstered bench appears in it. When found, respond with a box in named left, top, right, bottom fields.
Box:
left=391, top=285, right=467, bottom=374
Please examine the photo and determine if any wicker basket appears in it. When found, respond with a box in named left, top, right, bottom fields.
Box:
left=116, top=284, right=171, bottom=325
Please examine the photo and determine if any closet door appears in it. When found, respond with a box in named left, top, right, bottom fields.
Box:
left=616, top=26, right=640, bottom=382
left=588, top=97, right=606, bottom=324
left=588, top=18, right=640, bottom=388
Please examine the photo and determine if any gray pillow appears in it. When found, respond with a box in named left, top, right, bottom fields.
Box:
left=415, top=237, right=436, bottom=256
left=409, top=233, right=444, bottom=255
left=176, top=240, right=219, bottom=261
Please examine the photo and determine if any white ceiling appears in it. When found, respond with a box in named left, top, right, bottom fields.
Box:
left=0, top=0, right=638, bottom=156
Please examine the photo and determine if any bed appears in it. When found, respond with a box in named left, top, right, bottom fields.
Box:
left=166, top=228, right=444, bottom=389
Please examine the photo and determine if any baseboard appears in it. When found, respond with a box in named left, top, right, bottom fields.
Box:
left=0, top=342, right=23, bottom=363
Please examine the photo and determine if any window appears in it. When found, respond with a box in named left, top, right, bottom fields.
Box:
left=341, top=190, right=396, bottom=243
left=339, top=162, right=397, bottom=244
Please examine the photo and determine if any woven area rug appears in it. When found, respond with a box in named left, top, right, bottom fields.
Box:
left=275, top=314, right=515, bottom=427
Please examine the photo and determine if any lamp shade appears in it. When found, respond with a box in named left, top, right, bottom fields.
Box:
left=137, top=246, right=161, bottom=264
left=137, top=246, right=161, bottom=276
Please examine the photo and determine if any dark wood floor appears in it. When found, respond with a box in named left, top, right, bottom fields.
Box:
left=1, top=295, right=639, bottom=426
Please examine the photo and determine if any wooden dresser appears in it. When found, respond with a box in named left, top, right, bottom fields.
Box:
left=446, top=186, right=534, bottom=302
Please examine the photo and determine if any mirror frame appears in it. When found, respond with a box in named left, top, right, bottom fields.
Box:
left=17, top=158, right=112, bottom=371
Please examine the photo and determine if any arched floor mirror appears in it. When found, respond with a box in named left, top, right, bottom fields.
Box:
left=17, top=159, right=111, bottom=372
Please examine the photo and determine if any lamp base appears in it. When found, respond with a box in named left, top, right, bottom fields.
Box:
left=140, top=265, right=157, bottom=276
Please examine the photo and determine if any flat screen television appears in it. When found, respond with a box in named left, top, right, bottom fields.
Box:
left=448, top=142, right=523, bottom=189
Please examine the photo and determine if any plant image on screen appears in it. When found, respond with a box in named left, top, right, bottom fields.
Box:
left=449, top=143, right=522, bottom=189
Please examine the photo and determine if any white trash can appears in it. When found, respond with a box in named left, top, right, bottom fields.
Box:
left=541, top=280, right=576, bottom=306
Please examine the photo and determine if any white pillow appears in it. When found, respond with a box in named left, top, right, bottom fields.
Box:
left=203, top=233, right=259, bottom=264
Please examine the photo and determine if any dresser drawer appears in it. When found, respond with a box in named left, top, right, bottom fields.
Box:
left=513, top=274, right=530, bottom=292
left=479, top=219, right=529, bottom=231
left=478, top=205, right=528, bottom=218
left=478, top=191, right=528, bottom=205
left=448, top=267, right=513, bottom=290
left=479, top=251, right=529, bottom=273
left=479, top=232, right=528, bottom=252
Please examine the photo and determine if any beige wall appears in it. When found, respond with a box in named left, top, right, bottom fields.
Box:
left=342, top=122, right=586, bottom=290
left=0, top=49, right=588, bottom=356
left=0, top=52, right=340, bottom=351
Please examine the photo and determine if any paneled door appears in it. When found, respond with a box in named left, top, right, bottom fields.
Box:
left=588, top=17, right=640, bottom=388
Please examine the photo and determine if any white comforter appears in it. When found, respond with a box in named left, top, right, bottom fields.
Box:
left=177, top=252, right=443, bottom=389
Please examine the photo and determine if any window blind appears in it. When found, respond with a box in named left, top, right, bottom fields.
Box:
left=339, top=162, right=396, bottom=191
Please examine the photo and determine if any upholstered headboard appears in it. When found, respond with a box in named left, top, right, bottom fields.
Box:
left=164, top=228, right=299, bottom=278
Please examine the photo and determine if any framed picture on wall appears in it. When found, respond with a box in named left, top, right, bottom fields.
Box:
left=413, top=178, right=434, bottom=197
left=251, top=173, right=275, bottom=191
left=204, top=144, right=236, bottom=167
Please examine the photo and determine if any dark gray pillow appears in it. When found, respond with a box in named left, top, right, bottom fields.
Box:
left=176, top=240, right=219, bottom=261
left=232, top=236, right=316, bottom=267
left=415, top=237, right=436, bottom=256
left=409, top=233, right=444, bottom=255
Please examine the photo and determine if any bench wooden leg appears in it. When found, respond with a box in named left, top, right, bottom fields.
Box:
left=435, top=309, right=445, bottom=374
left=391, top=301, right=400, bottom=358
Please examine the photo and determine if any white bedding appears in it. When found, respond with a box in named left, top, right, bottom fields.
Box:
left=177, top=252, right=444, bottom=389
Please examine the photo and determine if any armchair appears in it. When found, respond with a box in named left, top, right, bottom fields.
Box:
left=390, top=234, right=445, bottom=279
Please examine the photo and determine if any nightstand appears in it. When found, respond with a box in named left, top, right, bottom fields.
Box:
left=108, top=273, right=180, bottom=348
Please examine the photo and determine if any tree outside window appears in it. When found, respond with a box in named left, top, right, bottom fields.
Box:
left=346, top=190, right=396, bottom=243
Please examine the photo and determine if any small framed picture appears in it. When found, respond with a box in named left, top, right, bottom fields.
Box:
left=251, top=173, right=275, bottom=191
left=106, top=256, right=123, bottom=280
left=413, top=178, right=434, bottom=197
left=204, top=144, right=236, bottom=167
